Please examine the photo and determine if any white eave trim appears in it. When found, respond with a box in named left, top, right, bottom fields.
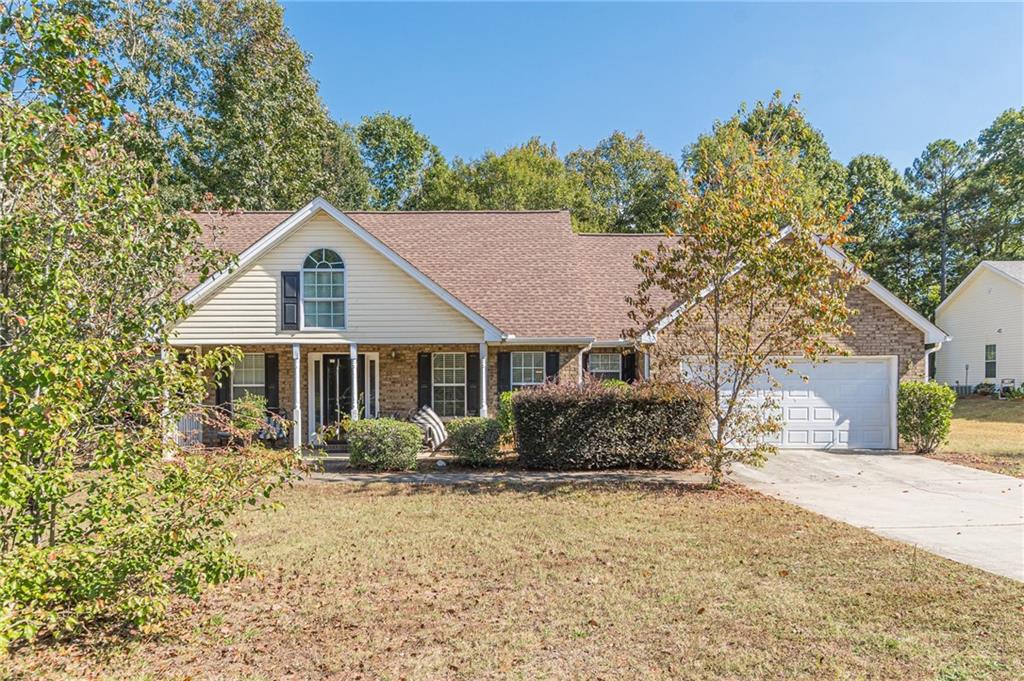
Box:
left=819, top=244, right=950, bottom=344
left=497, top=336, right=595, bottom=345
left=180, top=197, right=504, bottom=342
left=935, top=261, right=1024, bottom=317
left=644, top=233, right=949, bottom=345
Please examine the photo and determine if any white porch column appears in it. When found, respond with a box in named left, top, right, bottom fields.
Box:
left=292, top=344, right=301, bottom=449
left=577, top=350, right=585, bottom=386
left=479, top=341, right=489, bottom=417
left=643, top=351, right=651, bottom=381
left=349, top=342, right=359, bottom=421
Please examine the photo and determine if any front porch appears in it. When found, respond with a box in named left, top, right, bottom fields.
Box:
left=190, top=342, right=596, bottom=449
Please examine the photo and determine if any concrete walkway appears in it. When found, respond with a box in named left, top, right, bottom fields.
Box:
left=731, top=450, right=1024, bottom=581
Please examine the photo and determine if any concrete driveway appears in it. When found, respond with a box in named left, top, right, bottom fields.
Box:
left=731, top=450, right=1024, bottom=581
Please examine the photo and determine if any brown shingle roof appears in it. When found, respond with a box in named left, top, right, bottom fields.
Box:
left=189, top=208, right=671, bottom=339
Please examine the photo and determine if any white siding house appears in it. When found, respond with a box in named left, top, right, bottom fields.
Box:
left=935, top=261, right=1024, bottom=389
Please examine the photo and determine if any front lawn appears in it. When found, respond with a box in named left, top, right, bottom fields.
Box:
left=6, top=482, right=1023, bottom=680
left=929, top=396, right=1024, bottom=477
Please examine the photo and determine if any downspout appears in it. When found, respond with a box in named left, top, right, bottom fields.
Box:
left=923, top=342, right=943, bottom=383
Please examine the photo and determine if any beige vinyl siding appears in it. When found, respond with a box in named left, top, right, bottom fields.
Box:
left=936, top=267, right=1024, bottom=386
left=173, top=211, right=484, bottom=344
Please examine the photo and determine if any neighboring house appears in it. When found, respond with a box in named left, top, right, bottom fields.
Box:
left=175, top=197, right=946, bottom=451
left=935, top=261, right=1024, bottom=390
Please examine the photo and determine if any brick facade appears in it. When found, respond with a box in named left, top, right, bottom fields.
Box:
left=647, top=285, right=926, bottom=382
left=197, top=287, right=923, bottom=446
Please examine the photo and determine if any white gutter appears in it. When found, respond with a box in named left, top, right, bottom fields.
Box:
left=498, top=336, right=595, bottom=345
left=923, top=341, right=944, bottom=383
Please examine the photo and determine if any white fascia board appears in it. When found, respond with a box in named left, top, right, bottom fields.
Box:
left=590, top=339, right=635, bottom=348
left=935, top=262, right=1024, bottom=317
left=645, top=230, right=949, bottom=345
left=181, top=197, right=504, bottom=342
left=648, top=227, right=792, bottom=338
left=496, top=336, right=595, bottom=345
left=820, top=244, right=950, bottom=344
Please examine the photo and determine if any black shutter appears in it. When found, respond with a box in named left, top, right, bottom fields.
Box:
left=281, top=271, right=300, bottom=330
left=417, top=352, right=432, bottom=409
left=264, top=353, right=279, bottom=412
left=497, top=352, right=511, bottom=394
left=466, top=352, right=480, bottom=416
left=545, top=352, right=560, bottom=383
left=581, top=351, right=590, bottom=378
left=622, top=352, right=637, bottom=383
left=215, top=368, right=231, bottom=413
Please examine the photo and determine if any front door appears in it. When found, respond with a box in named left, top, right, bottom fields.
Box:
left=311, top=353, right=379, bottom=443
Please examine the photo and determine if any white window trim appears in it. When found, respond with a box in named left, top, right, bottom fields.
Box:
left=300, top=248, right=348, bottom=331
left=985, top=344, right=997, bottom=379
left=431, top=352, right=467, bottom=417
left=511, top=351, right=547, bottom=389
left=588, top=352, right=622, bottom=380
left=231, top=353, right=266, bottom=401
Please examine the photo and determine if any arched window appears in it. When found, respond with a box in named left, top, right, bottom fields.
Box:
left=302, top=248, right=346, bottom=329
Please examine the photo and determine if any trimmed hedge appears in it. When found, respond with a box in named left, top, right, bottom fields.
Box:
left=898, top=381, right=956, bottom=453
left=447, top=417, right=502, bottom=467
left=347, top=418, right=422, bottom=471
left=511, top=381, right=708, bottom=470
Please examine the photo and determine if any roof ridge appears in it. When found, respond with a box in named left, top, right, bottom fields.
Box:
left=347, top=209, right=568, bottom=215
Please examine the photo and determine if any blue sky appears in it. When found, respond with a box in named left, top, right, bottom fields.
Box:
left=282, top=2, right=1023, bottom=172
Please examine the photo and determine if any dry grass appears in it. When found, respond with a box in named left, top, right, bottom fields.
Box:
left=929, top=397, right=1024, bottom=477
left=6, top=481, right=1024, bottom=680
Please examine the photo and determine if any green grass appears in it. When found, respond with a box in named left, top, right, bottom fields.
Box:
left=7, top=481, right=1023, bottom=680
left=929, top=397, right=1024, bottom=477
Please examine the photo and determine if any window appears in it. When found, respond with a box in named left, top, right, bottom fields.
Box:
left=511, top=351, right=546, bottom=388
left=985, top=344, right=997, bottom=378
left=302, top=248, right=345, bottom=329
left=232, top=353, right=265, bottom=401
left=432, top=352, right=466, bottom=417
left=588, top=353, right=622, bottom=381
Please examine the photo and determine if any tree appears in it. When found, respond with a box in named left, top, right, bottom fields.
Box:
left=844, top=155, right=930, bottom=310
left=410, top=138, right=598, bottom=229
left=565, top=131, right=682, bottom=233
left=78, top=0, right=368, bottom=210
left=0, top=2, right=294, bottom=648
left=630, top=115, right=856, bottom=487
left=973, top=108, right=1024, bottom=259
left=357, top=112, right=439, bottom=210
left=904, top=139, right=979, bottom=299
left=723, top=92, right=848, bottom=214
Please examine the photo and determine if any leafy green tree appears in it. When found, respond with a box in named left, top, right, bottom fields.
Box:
left=0, top=2, right=294, bottom=649
left=77, top=0, right=368, bottom=210
left=973, top=108, right=1024, bottom=259
left=410, top=138, right=598, bottom=228
left=904, top=139, right=979, bottom=299
left=357, top=112, right=440, bottom=210
left=844, top=155, right=931, bottom=309
left=630, top=114, right=856, bottom=487
left=723, top=92, right=848, bottom=213
left=565, top=131, right=682, bottom=233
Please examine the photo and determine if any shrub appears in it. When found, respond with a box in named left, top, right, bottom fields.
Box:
left=232, top=393, right=267, bottom=438
left=496, top=391, right=515, bottom=442
left=898, top=381, right=956, bottom=453
left=347, top=418, right=423, bottom=471
left=447, top=417, right=502, bottom=467
left=512, top=381, right=708, bottom=470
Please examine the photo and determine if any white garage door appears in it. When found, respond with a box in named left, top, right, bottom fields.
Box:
left=751, top=358, right=895, bottom=450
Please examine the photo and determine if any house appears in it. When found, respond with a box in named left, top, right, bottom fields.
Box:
left=174, top=197, right=947, bottom=451
left=935, top=261, right=1024, bottom=390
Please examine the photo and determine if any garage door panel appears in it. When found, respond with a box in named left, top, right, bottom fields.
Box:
left=766, top=359, right=893, bottom=450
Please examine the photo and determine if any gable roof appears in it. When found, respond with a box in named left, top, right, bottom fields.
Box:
left=186, top=198, right=944, bottom=344
left=187, top=198, right=505, bottom=341
left=935, top=260, right=1024, bottom=316
left=190, top=200, right=666, bottom=340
